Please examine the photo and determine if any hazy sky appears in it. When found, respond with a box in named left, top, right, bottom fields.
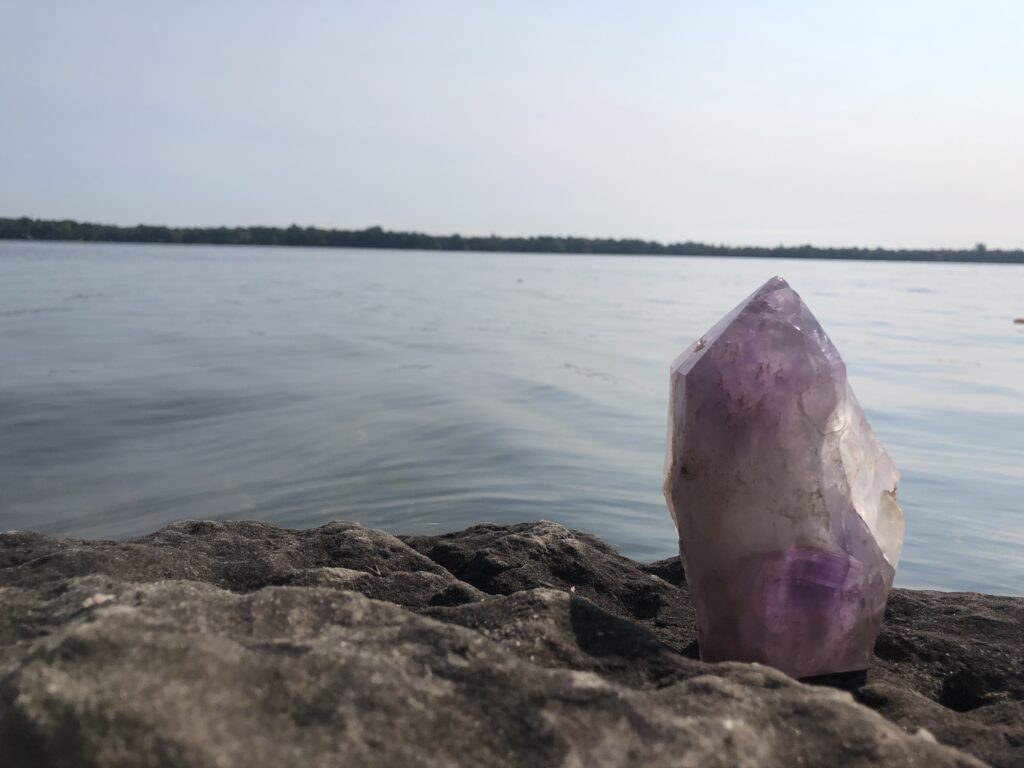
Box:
left=2, top=1, right=1022, bottom=248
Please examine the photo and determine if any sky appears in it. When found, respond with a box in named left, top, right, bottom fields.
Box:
left=1, top=1, right=1022, bottom=248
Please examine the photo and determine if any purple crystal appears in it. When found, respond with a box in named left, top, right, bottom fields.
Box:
left=663, top=276, right=904, bottom=679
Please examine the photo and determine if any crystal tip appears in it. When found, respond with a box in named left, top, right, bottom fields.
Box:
left=761, top=275, right=791, bottom=291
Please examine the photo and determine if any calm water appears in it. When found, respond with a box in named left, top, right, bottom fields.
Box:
left=1, top=241, right=1021, bottom=595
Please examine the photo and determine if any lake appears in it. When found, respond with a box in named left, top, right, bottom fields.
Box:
left=1, top=241, right=1021, bottom=595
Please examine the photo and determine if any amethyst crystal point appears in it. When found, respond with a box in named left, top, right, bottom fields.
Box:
left=662, top=276, right=904, bottom=679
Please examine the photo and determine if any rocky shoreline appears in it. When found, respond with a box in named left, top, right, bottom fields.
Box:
left=1, top=520, right=1020, bottom=767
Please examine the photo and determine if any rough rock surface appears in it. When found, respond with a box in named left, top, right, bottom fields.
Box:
left=0, top=520, right=1019, bottom=767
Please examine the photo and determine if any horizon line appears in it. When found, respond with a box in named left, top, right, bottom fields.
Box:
left=1, top=216, right=1022, bottom=264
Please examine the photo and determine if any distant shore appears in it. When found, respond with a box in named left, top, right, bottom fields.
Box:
left=2, top=216, right=1023, bottom=264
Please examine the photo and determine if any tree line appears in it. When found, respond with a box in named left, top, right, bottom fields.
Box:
left=1, top=216, right=1021, bottom=264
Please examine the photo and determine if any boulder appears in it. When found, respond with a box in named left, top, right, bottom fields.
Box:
left=1, top=519, right=1019, bottom=767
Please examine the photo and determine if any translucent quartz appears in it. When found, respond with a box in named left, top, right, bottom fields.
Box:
left=663, top=276, right=904, bottom=678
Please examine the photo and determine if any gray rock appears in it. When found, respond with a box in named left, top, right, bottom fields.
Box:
left=1, top=519, right=1018, bottom=767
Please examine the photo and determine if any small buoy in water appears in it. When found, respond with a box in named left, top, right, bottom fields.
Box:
left=1015, top=318, right=1024, bottom=324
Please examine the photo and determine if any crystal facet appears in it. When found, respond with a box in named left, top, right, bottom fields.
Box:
left=663, top=276, right=904, bottom=679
